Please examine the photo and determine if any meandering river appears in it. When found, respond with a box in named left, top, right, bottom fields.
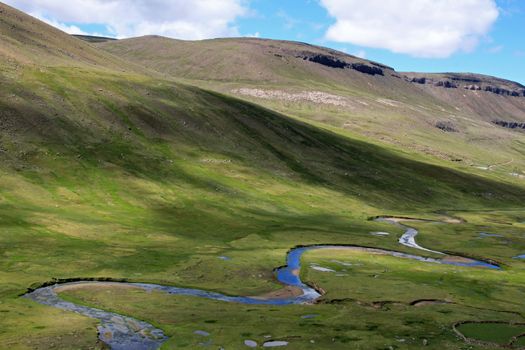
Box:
left=23, top=217, right=500, bottom=349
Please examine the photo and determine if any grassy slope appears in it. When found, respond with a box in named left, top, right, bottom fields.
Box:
left=99, top=36, right=525, bottom=176
left=0, top=3, right=524, bottom=349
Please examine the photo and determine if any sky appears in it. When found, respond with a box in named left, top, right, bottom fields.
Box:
left=5, top=0, right=525, bottom=84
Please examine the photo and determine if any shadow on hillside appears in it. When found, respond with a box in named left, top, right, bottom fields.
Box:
left=2, top=73, right=525, bottom=212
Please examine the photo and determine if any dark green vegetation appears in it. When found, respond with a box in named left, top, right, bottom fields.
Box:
left=456, top=322, right=525, bottom=346
left=0, top=2, right=524, bottom=349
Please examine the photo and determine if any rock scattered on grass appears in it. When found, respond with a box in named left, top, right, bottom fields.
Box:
left=194, top=330, right=210, bottom=337
left=478, top=232, right=502, bottom=238
left=370, top=231, right=390, bottom=236
left=330, top=259, right=353, bottom=266
left=263, top=340, right=289, bottom=347
left=244, top=339, right=258, bottom=347
left=301, top=314, right=319, bottom=319
left=309, top=265, right=335, bottom=272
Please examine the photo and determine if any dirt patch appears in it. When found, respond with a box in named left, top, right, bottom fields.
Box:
left=440, top=256, right=477, bottom=264
left=55, top=282, right=141, bottom=294
left=410, top=299, right=452, bottom=307
left=442, top=217, right=463, bottom=224
left=372, top=216, right=427, bottom=223
left=253, top=286, right=304, bottom=300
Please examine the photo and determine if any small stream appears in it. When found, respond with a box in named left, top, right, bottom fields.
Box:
left=374, top=217, right=446, bottom=254
left=23, top=217, right=500, bottom=349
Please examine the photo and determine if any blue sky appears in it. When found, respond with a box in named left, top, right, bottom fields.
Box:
left=239, top=0, right=525, bottom=84
left=6, top=0, right=525, bottom=84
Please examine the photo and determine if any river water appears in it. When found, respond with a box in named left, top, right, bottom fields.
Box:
left=24, top=217, right=500, bottom=349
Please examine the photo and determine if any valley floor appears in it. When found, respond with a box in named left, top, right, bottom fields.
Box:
left=2, top=209, right=524, bottom=349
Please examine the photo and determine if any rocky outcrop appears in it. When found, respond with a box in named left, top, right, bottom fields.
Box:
left=464, top=84, right=482, bottom=91
left=350, top=63, right=384, bottom=76
left=449, top=76, right=482, bottom=83
left=370, top=61, right=391, bottom=70
left=411, top=77, right=426, bottom=84
left=298, top=52, right=384, bottom=75
left=492, top=120, right=525, bottom=129
left=303, top=54, right=347, bottom=69
left=406, top=74, right=524, bottom=97
left=484, top=86, right=511, bottom=96
left=435, top=80, right=457, bottom=88
left=435, top=121, right=458, bottom=132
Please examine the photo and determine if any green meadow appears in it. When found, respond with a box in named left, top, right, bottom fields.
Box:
left=0, top=65, right=523, bottom=349
left=1, top=4, right=525, bottom=347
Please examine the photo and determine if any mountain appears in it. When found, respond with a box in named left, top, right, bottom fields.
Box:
left=99, top=36, right=525, bottom=173
left=98, top=35, right=525, bottom=103
left=0, top=3, right=150, bottom=74
left=1, top=3, right=525, bottom=349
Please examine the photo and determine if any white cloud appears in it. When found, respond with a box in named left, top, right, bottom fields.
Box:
left=5, top=0, right=248, bottom=40
left=320, top=0, right=499, bottom=58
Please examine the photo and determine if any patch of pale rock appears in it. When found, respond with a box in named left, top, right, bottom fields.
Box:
left=233, top=88, right=348, bottom=107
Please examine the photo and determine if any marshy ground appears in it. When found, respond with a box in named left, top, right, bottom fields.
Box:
left=15, top=214, right=525, bottom=349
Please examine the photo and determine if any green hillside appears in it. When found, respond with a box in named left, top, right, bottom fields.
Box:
left=0, top=3, right=524, bottom=349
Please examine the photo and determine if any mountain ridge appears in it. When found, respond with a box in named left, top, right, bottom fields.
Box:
left=0, top=2, right=152, bottom=76
left=93, top=34, right=524, bottom=91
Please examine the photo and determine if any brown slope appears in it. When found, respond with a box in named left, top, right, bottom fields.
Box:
left=96, top=35, right=460, bottom=132
left=97, top=35, right=440, bottom=102
left=98, top=35, right=525, bottom=123
left=97, top=35, right=394, bottom=81
left=98, top=35, right=524, bottom=99
left=403, top=72, right=525, bottom=123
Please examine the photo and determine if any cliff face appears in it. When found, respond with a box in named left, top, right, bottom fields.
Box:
left=404, top=73, right=525, bottom=97
left=296, top=52, right=387, bottom=76
left=492, top=120, right=525, bottom=129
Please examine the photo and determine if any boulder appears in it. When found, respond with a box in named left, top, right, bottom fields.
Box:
left=464, top=84, right=481, bottom=90
left=411, top=77, right=426, bottom=84
left=435, top=121, right=458, bottom=132
left=435, top=80, right=457, bottom=88
left=484, top=86, right=511, bottom=95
